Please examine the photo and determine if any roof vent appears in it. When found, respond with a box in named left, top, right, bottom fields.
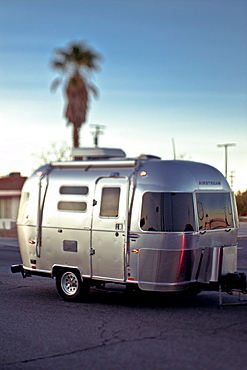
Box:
left=138, top=154, right=161, bottom=160
left=72, top=147, right=126, bottom=160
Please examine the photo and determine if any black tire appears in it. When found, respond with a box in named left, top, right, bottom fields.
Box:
left=183, top=283, right=204, bottom=296
left=56, top=269, right=89, bottom=302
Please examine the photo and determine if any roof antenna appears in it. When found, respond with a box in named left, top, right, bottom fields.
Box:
left=172, top=138, right=176, bottom=160
left=90, top=124, right=106, bottom=147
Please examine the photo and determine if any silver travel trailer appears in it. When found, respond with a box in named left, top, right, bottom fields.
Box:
left=11, top=148, right=247, bottom=301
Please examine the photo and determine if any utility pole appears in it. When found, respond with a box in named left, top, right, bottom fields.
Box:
left=90, top=124, right=105, bottom=147
left=217, top=143, right=236, bottom=179
left=229, top=171, right=235, bottom=189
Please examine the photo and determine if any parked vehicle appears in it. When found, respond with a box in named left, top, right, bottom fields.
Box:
left=11, top=148, right=247, bottom=301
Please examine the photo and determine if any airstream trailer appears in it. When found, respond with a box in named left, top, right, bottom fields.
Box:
left=11, top=148, right=247, bottom=301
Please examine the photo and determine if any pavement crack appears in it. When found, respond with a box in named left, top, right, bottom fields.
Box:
left=2, top=335, right=163, bottom=367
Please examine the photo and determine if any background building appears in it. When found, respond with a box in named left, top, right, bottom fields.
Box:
left=0, top=172, right=27, bottom=236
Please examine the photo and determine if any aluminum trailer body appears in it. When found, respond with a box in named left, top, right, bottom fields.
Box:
left=11, top=148, right=246, bottom=301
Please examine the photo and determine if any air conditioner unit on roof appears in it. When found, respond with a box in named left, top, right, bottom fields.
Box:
left=72, top=147, right=126, bottom=160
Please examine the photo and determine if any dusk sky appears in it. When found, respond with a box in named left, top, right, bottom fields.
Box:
left=0, top=0, right=246, bottom=192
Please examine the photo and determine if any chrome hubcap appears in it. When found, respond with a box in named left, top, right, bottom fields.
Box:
left=61, top=272, right=79, bottom=295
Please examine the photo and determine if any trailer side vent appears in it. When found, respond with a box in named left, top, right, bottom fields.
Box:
left=63, top=240, right=78, bottom=252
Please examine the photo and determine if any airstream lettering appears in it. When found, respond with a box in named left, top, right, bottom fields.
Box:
left=11, top=148, right=247, bottom=301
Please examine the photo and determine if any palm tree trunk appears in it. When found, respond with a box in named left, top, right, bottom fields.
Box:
left=66, top=72, right=87, bottom=149
left=73, top=125, right=80, bottom=148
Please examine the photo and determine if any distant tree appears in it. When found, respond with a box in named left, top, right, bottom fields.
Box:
left=32, top=142, right=72, bottom=168
left=50, top=40, right=102, bottom=147
left=236, top=190, right=247, bottom=216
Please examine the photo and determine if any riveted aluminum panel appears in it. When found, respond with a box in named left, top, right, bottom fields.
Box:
left=138, top=247, right=201, bottom=292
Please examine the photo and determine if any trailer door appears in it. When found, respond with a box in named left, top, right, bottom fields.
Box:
left=91, top=177, right=128, bottom=281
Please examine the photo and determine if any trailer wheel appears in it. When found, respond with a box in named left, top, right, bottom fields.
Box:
left=184, top=283, right=203, bottom=296
left=56, top=269, right=89, bottom=302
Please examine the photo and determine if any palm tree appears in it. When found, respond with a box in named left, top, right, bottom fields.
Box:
left=50, top=40, right=102, bottom=147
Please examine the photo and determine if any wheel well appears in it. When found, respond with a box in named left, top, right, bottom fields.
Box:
left=52, top=265, right=82, bottom=279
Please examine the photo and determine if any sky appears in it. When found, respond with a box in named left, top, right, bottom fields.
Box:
left=0, top=0, right=246, bottom=192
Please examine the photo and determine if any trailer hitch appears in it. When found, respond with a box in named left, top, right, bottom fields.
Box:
left=11, top=264, right=31, bottom=278
left=219, top=272, right=247, bottom=295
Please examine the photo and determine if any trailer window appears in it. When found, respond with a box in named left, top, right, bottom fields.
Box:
left=196, top=193, right=233, bottom=230
left=140, top=192, right=195, bottom=232
left=100, top=187, right=120, bottom=217
left=60, top=186, right=88, bottom=195
left=58, top=201, right=87, bottom=212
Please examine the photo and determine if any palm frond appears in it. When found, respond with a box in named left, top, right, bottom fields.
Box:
left=50, top=77, right=62, bottom=92
left=87, top=83, right=99, bottom=98
left=51, top=60, right=66, bottom=71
